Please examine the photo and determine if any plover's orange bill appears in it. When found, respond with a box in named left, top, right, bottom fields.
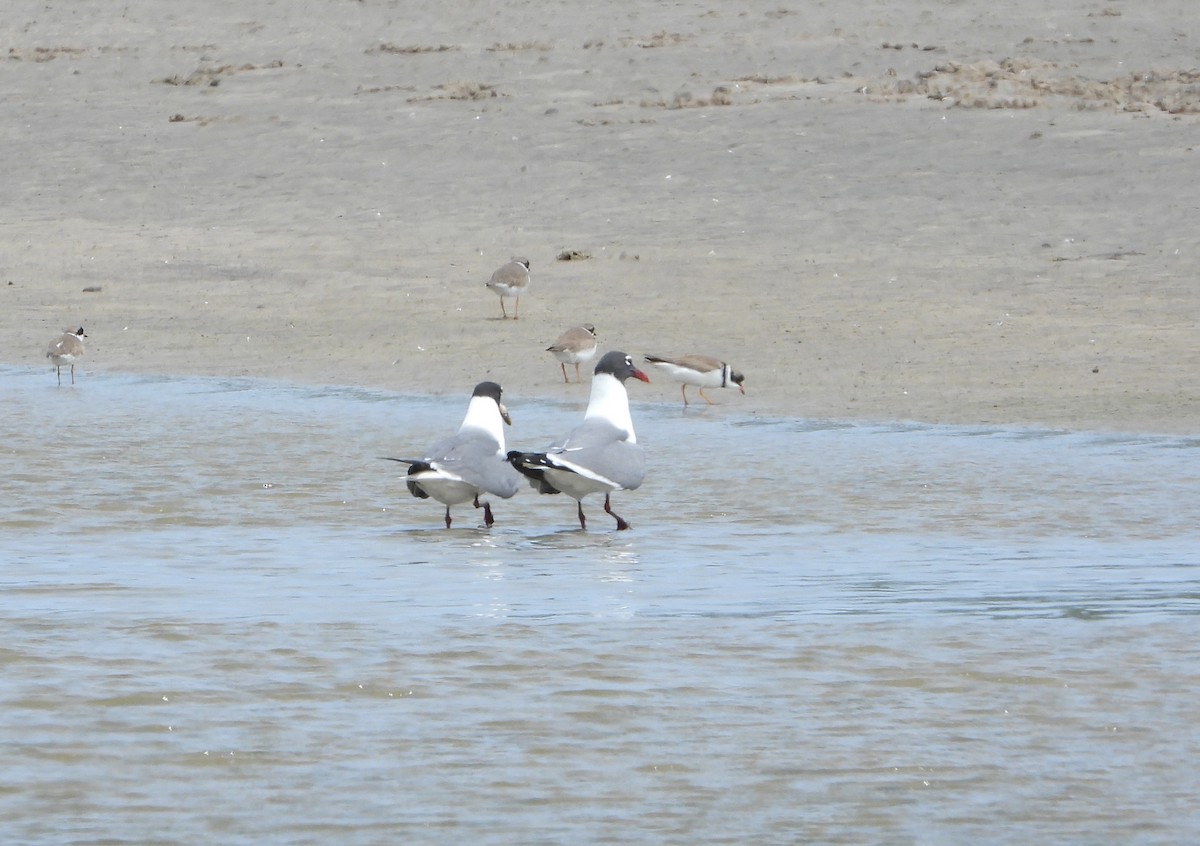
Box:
left=643, top=353, right=745, bottom=407
left=382, top=381, right=522, bottom=529
left=47, top=326, right=87, bottom=386
left=508, top=351, right=649, bottom=531
left=485, top=257, right=530, bottom=319
left=546, top=323, right=598, bottom=383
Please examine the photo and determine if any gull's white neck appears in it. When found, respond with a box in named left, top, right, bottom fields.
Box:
left=584, top=373, right=636, bottom=443
left=459, top=396, right=507, bottom=452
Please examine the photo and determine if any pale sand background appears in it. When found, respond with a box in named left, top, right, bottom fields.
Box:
left=3, top=1, right=1197, bottom=432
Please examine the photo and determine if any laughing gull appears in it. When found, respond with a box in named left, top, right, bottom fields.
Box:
left=485, top=257, right=530, bottom=319
left=507, top=351, right=649, bottom=530
left=385, top=381, right=523, bottom=528
left=46, top=326, right=87, bottom=385
left=643, top=354, right=745, bottom=407
left=546, top=323, right=598, bottom=383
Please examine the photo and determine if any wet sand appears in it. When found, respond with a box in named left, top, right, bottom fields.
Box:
left=3, top=0, right=1197, bottom=432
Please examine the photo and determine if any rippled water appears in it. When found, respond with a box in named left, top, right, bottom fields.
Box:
left=3, top=366, right=1198, bottom=844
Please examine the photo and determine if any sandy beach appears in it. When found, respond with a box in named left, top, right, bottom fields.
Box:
left=3, top=0, right=1197, bottom=432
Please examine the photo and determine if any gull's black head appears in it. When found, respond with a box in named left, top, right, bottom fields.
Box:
left=472, top=381, right=503, bottom=402
left=472, top=381, right=511, bottom=424
left=594, top=350, right=650, bottom=384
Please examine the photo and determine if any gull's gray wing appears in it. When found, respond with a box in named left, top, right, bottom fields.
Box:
left=421, top=430, right=522, bottom=498
left=543, top=418, right=645, bottom=491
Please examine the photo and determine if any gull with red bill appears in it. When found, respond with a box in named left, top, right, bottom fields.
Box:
left=507, top=351, right=649, bottom=531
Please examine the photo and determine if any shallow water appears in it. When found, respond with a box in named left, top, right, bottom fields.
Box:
left=2, top=367, right=1198, bottom=844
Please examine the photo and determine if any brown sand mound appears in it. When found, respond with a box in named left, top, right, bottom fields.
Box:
left=868, top=58, right=1200, bottom=113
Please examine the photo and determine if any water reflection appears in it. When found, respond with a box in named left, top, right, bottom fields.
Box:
left=2, top=366, right=1199, bottom=844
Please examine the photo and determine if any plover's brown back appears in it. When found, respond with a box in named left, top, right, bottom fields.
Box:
left=47, top=327, right=87, bottom=385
